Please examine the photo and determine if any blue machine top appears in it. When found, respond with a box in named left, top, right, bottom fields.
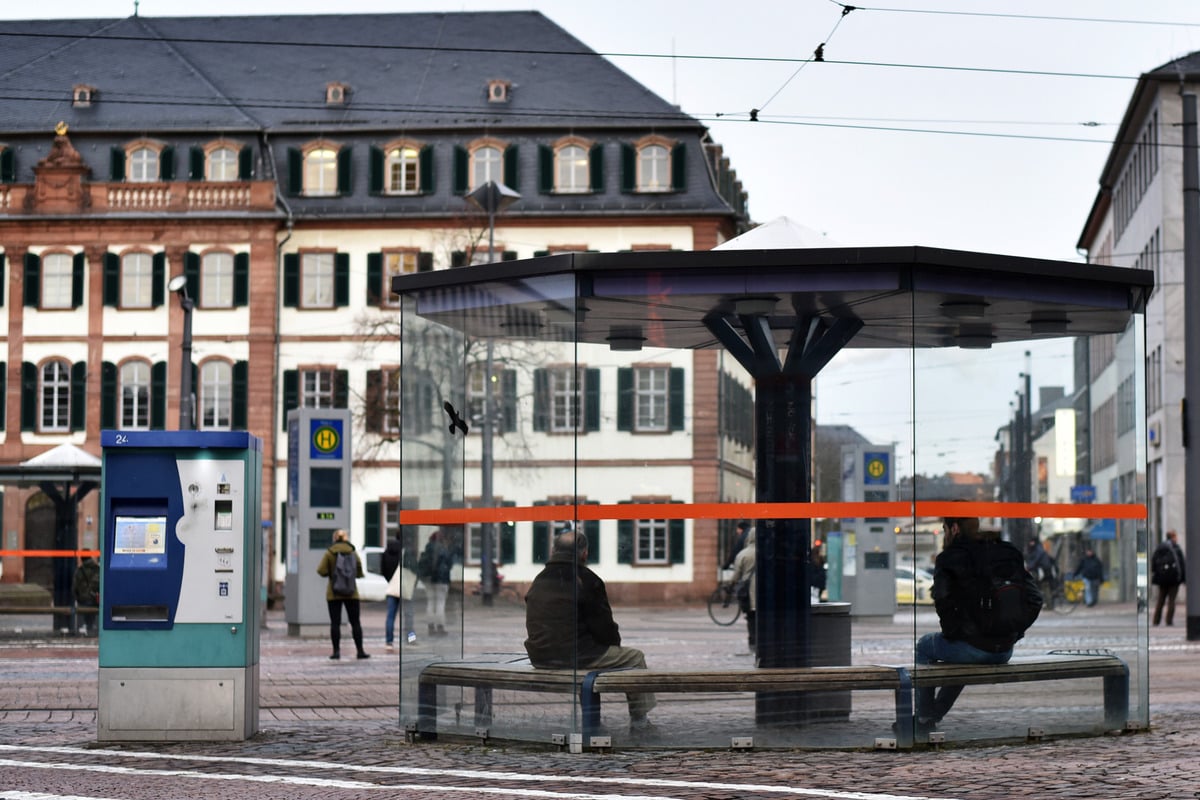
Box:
left=101, top=430, right=263, bottom=451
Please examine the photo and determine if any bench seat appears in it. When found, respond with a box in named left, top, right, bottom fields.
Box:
left=416, top=651, right=1129, bottom=748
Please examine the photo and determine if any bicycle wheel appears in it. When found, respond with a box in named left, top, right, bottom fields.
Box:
left=1051, top=589, right=1077, bottom=614
left=708, top=587, right=741, bottom=626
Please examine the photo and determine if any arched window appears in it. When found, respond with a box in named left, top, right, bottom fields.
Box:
left=120, top=360, right=151, bottom=430
left=208, top=147, right=238, bottom=182
left=471, top=145, right=502, bottom=189
left=200, top=361, right=233, bottom=430
left=128, top=146, right=159, bottom=183
left=637, top=144, right=670, bottom=192
left=555, top=144, right=589, bottom=193
left=304, top=148, right=338, bottom=196
left=40, top=360, right=71, bottom=432
left=121, top=252, right=153, bottom=308
left=386, top=146, right=420, bottom=194
left=201, top=251, right=234, bottom=308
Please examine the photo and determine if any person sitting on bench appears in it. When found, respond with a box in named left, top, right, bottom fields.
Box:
left=524, top=528, right=657, bottom=738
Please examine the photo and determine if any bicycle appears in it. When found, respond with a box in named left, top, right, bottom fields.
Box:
left=707, top=583, right=742, bottom=626
left=1047, top=576, right=1084, bottom=614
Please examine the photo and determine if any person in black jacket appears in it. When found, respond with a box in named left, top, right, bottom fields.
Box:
left=1151, top=530, right=1186, bottom=626
left=912, top=516, right=1042, bottom=735
left=524, top=529, right=656, bottom=737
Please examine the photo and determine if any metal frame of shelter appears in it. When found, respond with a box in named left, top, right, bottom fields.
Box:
left=392, top=245, right=1152, bottom=727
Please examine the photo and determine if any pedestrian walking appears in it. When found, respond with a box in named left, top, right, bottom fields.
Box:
left=1071, top=547, right=1105, bottom=607
left=316, top=529, right=370, bottom=660
left=418, top=529, right=452, bottom=637
left=382, top=535, right=418, bottom=650
left=1151, top=530, right=1186, bottom=626
left=726, top=528, right=757, bottom=655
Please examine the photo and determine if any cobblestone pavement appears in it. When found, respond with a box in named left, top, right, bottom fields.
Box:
left=0, top=604, right=1197, bottom=799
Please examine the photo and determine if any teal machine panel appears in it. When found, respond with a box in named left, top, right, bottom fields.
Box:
left=839, top=444, right=898, bottom=619
left=97, top=430, right=262, bottom=742
left=284, top=408, right=352, bottom=636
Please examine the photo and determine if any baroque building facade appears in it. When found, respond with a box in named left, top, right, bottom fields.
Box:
left=0, top=12, right=751, bottom=603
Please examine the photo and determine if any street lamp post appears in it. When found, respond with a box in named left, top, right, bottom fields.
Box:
left=465, top=181, right=520, bottom=605
left=168, top=274, right=195, bottom=430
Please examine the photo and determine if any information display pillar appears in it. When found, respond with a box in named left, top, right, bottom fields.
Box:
left=284, top=408, right=352, bottom=637
left=97, top=430, right=263, bottom=742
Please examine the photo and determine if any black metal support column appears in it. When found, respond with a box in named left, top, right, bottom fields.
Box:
left=706, top=309, right=863, bottom=725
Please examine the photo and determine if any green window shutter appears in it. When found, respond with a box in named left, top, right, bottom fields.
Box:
left=151, top=252, right=166, bottom=307
left=538, top=145, right=553, bottom=193
left=21, top=362, right=36, bottom=431
left=584, top=367, right=600, bottom=432
left=337, top=148, right=352, bottom=195
left=417, top=252, right=433, bottom=272
left=617, top=516, right=634, bottom=564
left=364, top=369, right=381, bottom=433
left=502, top=250, right=518, bottom=261
left=589, top=143, right=604, bottom=192
left=616, top=367, right=633, bottom=431
left=0, top=253, right=5, bottom=307
left=282, top=254, right=299, bottom=307
left=500, top=501, right=517, bottom=564
left=232, top=361, right=248, bottom=429
left=184, top=251, right=201, bottom=300
left=150, top=361, right=167, bottom=430
left=286, top=148, right=302, bottom=196
left=334, top=369, right=349, bottom=409
left=334, top=252, right=350, bottom=307
left=279, top=502, right=288, bottom=563
left=100, top=361, right=117, bottom=430
left=233, top=253, right=249, bottom=307
left=110, top=147, right=125, bottom=181
left=363, top=501, right=381, bottom=548
left=533, top=250, right=549, bottom=258
left=503, top=145, right=519, bottom=191
left=70, top=361, right=86, bottom=431
left=452, top=146, right=468, bottom=194
left=188, top=146, right=205, bottom=180
left=368, top=146, right=384, bottom=195
left=282, top=370, right=298, bottom=429
left=366, top=252, right=382, bottom=306
left=102, top=253, right=120, bottom=306
left=450, top=251, right=466, bottom=268
left=238, top=146, right=253, bottom=180
left=0, top=362, right=6, bottom=430
left=669, top=517, right=686, bottom=564
left=671, top=142, right=687, bottom=191
left=0, top=148, right=14, bottom=182
left=23, top=254, right=39, bottom=307
left=669, top=367, right=685, bottom=431
left=620, top=144, right=635, bottom=192
left=532, top=368, right=548, bottom=431
left=419, top=146, right=433, bottom=194
left=159, top=146, right=175, bottom=181
left=71, top=252, right=85, bottom=308
left=584, top=502, right=600, bottom=564
left=532, top=501, right=549, bottom=564
left=501, top=370, right=517, bottom=433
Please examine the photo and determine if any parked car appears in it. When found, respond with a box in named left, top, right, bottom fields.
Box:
left=895, top=565, right=934, bottom=606
left=356, top=546, right=388, bottom=602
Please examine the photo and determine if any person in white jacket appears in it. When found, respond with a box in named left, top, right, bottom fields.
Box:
left=726, top=528, right=756, bottom=655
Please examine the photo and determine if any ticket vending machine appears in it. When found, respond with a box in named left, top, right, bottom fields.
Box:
left=284, top=408, right=352, bottom=636
left=97, top=430, right=262, bottom=742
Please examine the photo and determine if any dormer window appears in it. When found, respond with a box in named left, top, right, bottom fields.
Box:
left=326, top=82, right=350, bottom=106
left=487, top=80, right=511, bottom=103
left=73, top=85, right=95, bottom=107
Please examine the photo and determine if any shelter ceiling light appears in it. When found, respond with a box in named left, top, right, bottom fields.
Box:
left=940, top=300, right=989, bottom=319
left=733, top=296, right=779, bottom=315
left=1027, top=312, right=1070, bottom=334
left=606, top=326, right=645, bottom=351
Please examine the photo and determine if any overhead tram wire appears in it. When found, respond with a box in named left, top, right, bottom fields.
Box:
left=839, top=2, right=1200, bottom=29
left=754, top=3, right=860, bottom=116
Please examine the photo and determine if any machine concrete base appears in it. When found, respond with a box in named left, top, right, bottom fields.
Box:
left=97, top=665, right=259, bottom=741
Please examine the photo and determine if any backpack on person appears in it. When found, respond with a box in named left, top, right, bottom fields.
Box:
left=331, top=551, right=358, bottom=596
left=1152, top=543, right=1180, bottom=585
left=416, top=547, right=434, bottom=581
left=966, top=542, right=1042, bottom=644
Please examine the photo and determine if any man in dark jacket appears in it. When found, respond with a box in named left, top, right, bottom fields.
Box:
left=1071, top=548, right=1105, bottom=607
left=1151, top=530, right=1186, bottom=626
left=525, top=529, right=656, bottom=736
left=912, top=516, right=1042, bottom=736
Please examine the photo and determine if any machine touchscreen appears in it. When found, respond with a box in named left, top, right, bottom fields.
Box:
left=110, top=514, right=168, bottom=570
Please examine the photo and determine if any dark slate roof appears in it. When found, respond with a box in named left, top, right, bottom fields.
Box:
left=0, top=12, right=697, bottom=134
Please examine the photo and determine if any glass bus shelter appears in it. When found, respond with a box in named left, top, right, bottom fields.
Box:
left=391, top=246, right=1151, bottom=750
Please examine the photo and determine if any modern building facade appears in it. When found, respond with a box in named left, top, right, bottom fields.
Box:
left=0, top=12, right=750, bottom=602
